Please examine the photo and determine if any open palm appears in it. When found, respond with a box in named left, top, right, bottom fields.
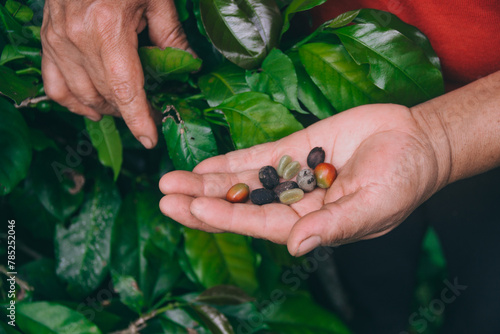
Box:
left=159, top=104, right=442, bottom=256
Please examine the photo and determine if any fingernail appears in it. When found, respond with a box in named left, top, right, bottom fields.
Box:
left=139, top=136, right=153, bottom=149
left=86, top=115, right=101, bottom=122
left=295, top=236, right=321, bottom=257
left=190, top=199, right=203, bottom=218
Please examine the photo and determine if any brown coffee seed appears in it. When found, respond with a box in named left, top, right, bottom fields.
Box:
left=282, top=161, right=301, bottom=180
left=279, top=188, right=304, bottom=205
left=274, top=181, right=299, bottom=197
left=296, top=169, right=316, bottom=192
left=250, top=188, right=277, bottom=205
left=277, top=155, right=292, bottom=177
left=259, top=165, right=280, bottom=189
left=226, top=183, right=250, bottom=203
left=307, top=147, right=325, bottom=169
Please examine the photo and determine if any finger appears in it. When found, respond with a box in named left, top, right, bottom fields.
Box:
left=42, top=56, right=102, bottom=121
left=287, top=187, right=401, bottom=257
left=100, top=40, right=158, bottom=149
left=189, top=197, right=298, bottom=244
left=193, top=121, right=341, bottom=175
left=194, top=140, right=313, bottom=175
left=146, top=0, right=192, bottom=52
left=160, top=194, right=223, bottom=233
left=159, top=170, right=262, bottom=198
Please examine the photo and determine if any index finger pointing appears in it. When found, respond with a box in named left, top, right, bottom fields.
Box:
left=101, top=42, right=158, bottom=149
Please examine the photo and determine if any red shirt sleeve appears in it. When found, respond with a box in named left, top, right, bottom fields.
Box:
left=310, top=0, right=500, bottom=89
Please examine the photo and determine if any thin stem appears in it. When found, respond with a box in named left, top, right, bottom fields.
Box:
left=16, top=67, right=42, bottom=76
left=15, top=95, right=50, bottom=109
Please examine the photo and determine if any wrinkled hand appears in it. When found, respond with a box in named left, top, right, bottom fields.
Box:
left=159, top=104, right=449, bottom=256
left=41, top=0, right=192, bottom=148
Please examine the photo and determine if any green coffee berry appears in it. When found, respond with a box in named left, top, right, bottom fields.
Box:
left=279, top=188, right=304, bottom=205
left=297, top=169, right=316, bottom=192
left=277, top=155, right=292, bottom=177
left=282, top=161, right=301, bottom=180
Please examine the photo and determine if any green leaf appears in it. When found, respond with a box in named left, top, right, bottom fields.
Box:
left=19, top=258, right=70, bottom=301
left=30, top=150, right=85, bottom=221
left=288, top=51, right=336, bottom=119
left=0, top=44, right=41, bottom=67
left=0, top=5, right=37, bottom=47
left=139, top=46, right=201, bottom=82
left=174, top=0, right=189, bottom=22
left=56, top=301, right=123, bottom=334
left=354, top=9, right=441, bottom=69
left=5, top=0, right=34, bottom=23
left=56, top=173, right=121, bottom=298
left=196, top=285, right=254, bottom=305
left=29, top=128, right=58, bottom=152
left=184, top=230, right=259, bottom=294
left=156, top=308, right=210, bottom=333
left=111, top=189, right=182, bottom=308
left=0, top=322, right=22, bottom=334
left=334, top=22, right=444, bottom=106
left=17, top=301, right=102, bottom=334
left=111, top=272, right=145, bottom=315
left=299, top=42, right=387, bottom=112
left=216, top=92, right=303, bottom=149
left=0, top=96, right=31, bottom=195
left=198, top=63, right=251, bottom=107
left=264, top=294, right=351, bottom=334
left=7, top=183, right=55, bottom=240
left=141, top=316, right=196, bottom=334
left=0, top=65, right=39, bottom=104
left=214, top=302, right=268, bottom=333
left=84, top=116, right=123, bottom=181
left=163, top=101, right=218, bottom=171
left=281, top=0, right=328, bottom=36
left=200, top=0, right=282, bottom=69
left=246, top=48, right=304, bottom=113
left=192, top=304, right=235, bottom=334
left=325, top=9, right=361, bottom=29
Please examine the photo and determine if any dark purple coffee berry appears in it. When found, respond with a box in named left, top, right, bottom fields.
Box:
left=274, top=181, right=299, bottom=197
left=250, top=188, right=276, bottom=205
left=259, top=166, right=280, bottom=189
left=307, top=147, right=325, bottom=169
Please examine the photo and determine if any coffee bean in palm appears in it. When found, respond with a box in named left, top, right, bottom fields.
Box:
left=307, top=147, right=325, bottom=169
left=274, top=181, right=299, bottom=197
left=250, top=188, right=276, bottom=205
left=282, top=161, right=301, bottom=180
left=277, top=155, right=292, bottom=177
left=279, top=188, right=304, bottom=205
left=259, top=166, right=280, bottom=189
left=297, top=169, right=316, bottom=192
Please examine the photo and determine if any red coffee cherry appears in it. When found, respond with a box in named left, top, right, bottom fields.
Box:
left=314, top=163, right=337, bottom=188
left=226, top=183, right=250, bottom=203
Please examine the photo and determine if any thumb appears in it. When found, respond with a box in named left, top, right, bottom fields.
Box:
left=146, top=0, right=193, bottom=52
left=287, top=188, right=399, bottom=257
